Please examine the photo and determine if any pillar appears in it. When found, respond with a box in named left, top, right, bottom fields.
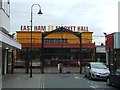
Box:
left=79, top=33, right=82, bottom=74
left=11, top=50, right=14, bottom=74
left=106, top=51, right=109, bottom=66
left=41, top=33, right=44, bottom=74
left=0, top=44, right=1, bottom=90
left=2, top=49, right=8, bottom=75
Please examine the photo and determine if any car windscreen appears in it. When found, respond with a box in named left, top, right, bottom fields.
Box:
left=91, top=63, right=107, bottom=69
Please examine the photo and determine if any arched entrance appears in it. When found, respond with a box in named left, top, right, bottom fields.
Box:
left=41, top=27, right=82, bottom=74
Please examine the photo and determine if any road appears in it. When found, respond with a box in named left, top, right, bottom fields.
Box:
left=39, top=74, right=118, bottom=89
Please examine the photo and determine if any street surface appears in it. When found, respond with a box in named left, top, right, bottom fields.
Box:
left=2, top=74, right=119, bottom=90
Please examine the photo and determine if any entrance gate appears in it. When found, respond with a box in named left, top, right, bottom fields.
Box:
left=41, top=27, right=82, bottom=74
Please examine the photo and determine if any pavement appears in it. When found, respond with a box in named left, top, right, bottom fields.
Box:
left=2, top=74, right=119, bottom=90
left=13, top=66, right=84, bottom=74
left=2, top=74, right=41, bottom=89
left=2, top=74, right=88, bottom=89
left=2, top=66, right=84, bottom=89
left=2, top=74, right=91, bottom=89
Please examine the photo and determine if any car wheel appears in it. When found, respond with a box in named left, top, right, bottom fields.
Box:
left=89, top=73, right=92, bottom=80
left=107, top=78, right=111, bottom=86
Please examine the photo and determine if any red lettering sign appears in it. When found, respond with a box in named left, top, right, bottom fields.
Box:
left=21, top=26, right=31, bottom=31
left=34, top=26, right=46, bottom=31
left=20, top=25, right=89, bottom=32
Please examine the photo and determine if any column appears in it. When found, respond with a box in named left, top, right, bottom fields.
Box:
left=106, top=51, right=109, bottom=66
left=2, top=49, right=8, bottom=75
left=11, top=50, right=14, bottom=74
left=0, top=46, right=2, bottom=75
left=4, top=49, right=8, bottom=74
left=41, top=33, right=44, bottom=74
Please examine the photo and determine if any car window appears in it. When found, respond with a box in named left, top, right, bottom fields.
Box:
left=91, top=63, right=107, bottom=69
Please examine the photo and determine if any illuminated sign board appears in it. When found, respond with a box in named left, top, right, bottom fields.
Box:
left=20, top=25, right=89, bottom=32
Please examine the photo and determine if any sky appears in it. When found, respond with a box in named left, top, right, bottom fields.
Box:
left=10, top=0, right=120, bottom=45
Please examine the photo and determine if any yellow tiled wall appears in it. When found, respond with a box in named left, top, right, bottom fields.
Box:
left=17, top=31, right=93, bottom=44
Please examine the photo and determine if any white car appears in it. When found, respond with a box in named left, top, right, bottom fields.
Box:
left=84, top=62, right=110, bottom=80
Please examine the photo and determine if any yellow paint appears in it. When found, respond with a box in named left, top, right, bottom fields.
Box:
left=82, top=32, right=93, bottom=44
left=17, top=31, right=42, bottom=43
left=17, top=31, right=93, bottom=44
left=45, top=32, right=93, bottom=44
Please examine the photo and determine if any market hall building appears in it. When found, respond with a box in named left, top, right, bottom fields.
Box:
left=16, top=26, right=95, bottom=73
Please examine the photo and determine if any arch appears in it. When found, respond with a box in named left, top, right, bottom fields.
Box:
left=43, top=27, right=80, bottom=38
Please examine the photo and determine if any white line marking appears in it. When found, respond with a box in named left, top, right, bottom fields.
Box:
left=87, top=81, right=90, bottom=83
left=74, top=76, right=80, bottom=79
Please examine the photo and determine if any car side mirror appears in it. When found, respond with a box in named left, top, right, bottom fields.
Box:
left=87, top=66, right=90, bottom=69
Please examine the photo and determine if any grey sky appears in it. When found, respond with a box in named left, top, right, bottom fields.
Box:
left=10, top=0, right=119, bottom=44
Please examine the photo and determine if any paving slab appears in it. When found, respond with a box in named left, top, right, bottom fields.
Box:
left=2, top=74, right=41, bottom=88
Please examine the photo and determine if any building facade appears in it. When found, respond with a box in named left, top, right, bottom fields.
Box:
left=16, top=27, right=95, bottom=67
left=95, top=45, right=106, bottom=63
left=105, top=32, right=120, bottom=72
left=0, top=0, right=21, bottom=75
